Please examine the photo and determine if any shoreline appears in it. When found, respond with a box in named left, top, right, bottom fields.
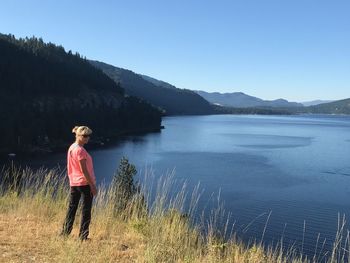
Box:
left=2, top=112, right=349, bottom=159
left=0, top=125, right=164, bottom=160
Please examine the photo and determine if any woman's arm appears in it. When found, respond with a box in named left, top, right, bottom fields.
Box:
left=79, top=159, right=97, bottom=196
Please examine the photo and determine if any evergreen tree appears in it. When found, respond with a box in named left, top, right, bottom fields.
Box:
left=0, top=33, right=162, bottom=153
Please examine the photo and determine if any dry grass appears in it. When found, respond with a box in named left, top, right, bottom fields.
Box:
left=0, top=191, right=145, bottom=262
left=0, top=166, right=348, bottom=262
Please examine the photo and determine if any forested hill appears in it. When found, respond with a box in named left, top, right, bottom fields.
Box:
left=306, top=98, right=350, bottom=114
left=0, top=34, right=162, bottom=154
left=264, top=98, right=350, bottom=115
left=90, top=60, right=215, bottom=115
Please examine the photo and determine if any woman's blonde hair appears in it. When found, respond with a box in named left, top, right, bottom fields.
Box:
left=72, top=126, right=93, bottom=136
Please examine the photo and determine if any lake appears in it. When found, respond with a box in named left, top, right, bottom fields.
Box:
left=4, top=114, right=350, bottom=258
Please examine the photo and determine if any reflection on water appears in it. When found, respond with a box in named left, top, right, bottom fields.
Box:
left=154, top=151, right=308, bottom=188
left=222, top=133, right=313, bottom=149
left=2, top=114, right=350, bottom=258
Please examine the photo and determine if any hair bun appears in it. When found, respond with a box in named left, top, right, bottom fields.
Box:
left=72, top=126, right=92, bottom=135
left=72, top=126, right=80, bottom=134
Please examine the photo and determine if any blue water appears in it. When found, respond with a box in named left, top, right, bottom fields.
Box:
left=5, top=114, right=350, bottom=258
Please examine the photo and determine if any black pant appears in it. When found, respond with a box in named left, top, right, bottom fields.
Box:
left=62, top=185, right=93, bottom=240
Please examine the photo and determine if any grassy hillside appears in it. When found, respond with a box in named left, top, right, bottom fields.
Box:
left=1, top=165, right=348, bottom=262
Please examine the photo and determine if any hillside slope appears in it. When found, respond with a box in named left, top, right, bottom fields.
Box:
left=0, top=34, right=161, bottom=153
left=90, top=61, right=214, bottom=115
left=307, top=98, right=350, bottom=114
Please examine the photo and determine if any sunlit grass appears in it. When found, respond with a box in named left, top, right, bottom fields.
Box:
left=0, top=165, right=348, bottom=262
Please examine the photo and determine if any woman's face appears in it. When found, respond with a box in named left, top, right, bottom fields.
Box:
left=77, top=134, right=90, bottom=145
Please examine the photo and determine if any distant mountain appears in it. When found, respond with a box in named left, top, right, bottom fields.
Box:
left=306, top=98, right=350, bottom=114
left=302, top=100, right=334, bottom=106
left=0, top=33, right=162, bottom=153
left=195, top=91, right=303, bottom=108
left=90, top=61, right=214, bottom=115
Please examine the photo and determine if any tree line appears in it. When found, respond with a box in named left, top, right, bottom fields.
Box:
left=0, top=33, right=162, bottom=153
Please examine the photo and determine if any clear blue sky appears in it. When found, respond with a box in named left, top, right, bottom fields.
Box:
left=1, top=0, right=349, bottom=102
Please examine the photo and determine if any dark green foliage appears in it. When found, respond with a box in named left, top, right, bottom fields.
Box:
left=112, top=157, right=137, bottom=201
left=111, top=157, right=146, bottom=218
left=0, top=34, right=123, bottom=96
left=0, top=33, right=162, bottom=153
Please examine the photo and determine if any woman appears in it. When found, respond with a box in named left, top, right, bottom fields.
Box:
left=61, top=126, right=97, bottom=240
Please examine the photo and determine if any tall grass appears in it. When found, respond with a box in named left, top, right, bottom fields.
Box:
left=0, top=164, right=348, bottom=262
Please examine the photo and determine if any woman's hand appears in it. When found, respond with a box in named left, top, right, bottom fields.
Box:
left=90, top=184, right=98, bottom=196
